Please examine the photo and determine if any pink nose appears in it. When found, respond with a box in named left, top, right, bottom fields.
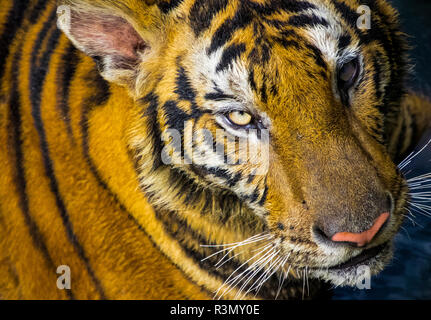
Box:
left=331, top=213, right=390, bottom=247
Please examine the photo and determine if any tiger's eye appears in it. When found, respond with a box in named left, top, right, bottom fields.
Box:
left=337, top=58, right=360, bottom=106
left=338, top=58, right=359, bottom=85
left=228, top=111, right=252, bottom=126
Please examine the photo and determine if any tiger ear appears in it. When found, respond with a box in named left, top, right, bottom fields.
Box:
left=56, top=0, right=165, bottom=88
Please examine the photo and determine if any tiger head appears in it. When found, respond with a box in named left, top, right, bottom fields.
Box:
left=58, top=0, right=409, bottom=293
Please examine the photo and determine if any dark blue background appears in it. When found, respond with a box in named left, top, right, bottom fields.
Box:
left=333, top=0, right=431, bottom=300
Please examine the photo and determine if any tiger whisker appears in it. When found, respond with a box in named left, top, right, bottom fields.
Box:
left=248, top=254, right=283, bottom=297
left=224, top=245, right=278, bottom=300
left=217, top=252, right=272, bottom=300
left=214, top=236, right=273, bottom=269
left=234, top=256, right=272, bottom=300
left=302, top=269, right=306, bottom=300
left=275, top=255, right=290, bottom=300
left=257, top=254, right=287, bottom=294
left=398, top=137, right=431, bottom=171
left=228, top=247, right=277, bottom=300
left=215, top=250, right=245, bottom=270
left=219, top=243, right=274, bottom=289
left=408, top=202, right=431, bottom=217
left=235, top=249, right=279, bottom=300
left=200, top=233, right=269, bottom=248
left=214, top=243, right=274, bottom=300
left=403, top=211, right=418, bottom=226
left=200, top=233, right=271, bottom=263
left=252, top=254, right=285, bottom=298
left=214, top=237, right=273, bottom=270
left=400, top=226, right=411, bottom=241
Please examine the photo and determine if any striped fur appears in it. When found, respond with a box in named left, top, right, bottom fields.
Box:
left=0, top=0, right=430, bottom=299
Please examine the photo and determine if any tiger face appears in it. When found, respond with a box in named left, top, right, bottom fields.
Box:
left=58, top=0, right=409, bottom=291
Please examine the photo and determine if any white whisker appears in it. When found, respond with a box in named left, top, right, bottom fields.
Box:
left=200, top=233, right=271, bottom=263
left=214, top=243, right=274, bottom=299
left=398, top=137, right=431, bottom=172
left=248, top=253, right=283, bottom=296
left=235, top=249, right=279, bottom=299
left=200, top=233, right=269, bottom=248
left=400, top=226, right=411, bottom=241
left=253, top=254, right=285, bottom=297
left=275, top=255, right=290, bottom=300
left=223, top=248, right=275, bottom=300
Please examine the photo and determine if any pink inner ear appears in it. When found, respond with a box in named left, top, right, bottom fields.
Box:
left=71, top=11, right=146, bottom=61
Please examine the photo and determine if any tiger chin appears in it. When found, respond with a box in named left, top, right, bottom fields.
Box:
left=0, top=0, right=431, bottom=300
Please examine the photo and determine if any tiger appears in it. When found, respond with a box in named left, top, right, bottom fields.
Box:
left=0, top=0, right=430, bottom=300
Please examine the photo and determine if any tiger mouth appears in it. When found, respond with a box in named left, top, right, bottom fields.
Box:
left=302, top=241, right=393, bottom=287
left=328, top=242, right=388, bottom=270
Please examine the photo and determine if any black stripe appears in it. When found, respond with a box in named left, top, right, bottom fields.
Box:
left=372, top=53, right=383, bottom=101
left=272, top=37, right=301, bottom=50
left=207, top=0, right=321, bottom=55
left=9, top=46, right=75, bottom=300
left=163, top=100, right=191, bottom=135
left=270, top=0, right=317, bottom=14
left=29, top=0, right=49, bottom=23
left=248, top=22, right=271, bottom=65
left=287, top=14, right=329, bottom=28
left=189, top=0, right=229, bottom=36
left=280, top=29, right=301, bottom=38
left=29, top=9, right=106, bottom=299
left=304, top=43, right=327, bottom=70
left=247, top=171, right=256, bottom=184
left=259, top=185, right=269, bottom=206
left=175, top=65, right=197, bottom=102
left=338, top=34, right=352, bottom=52
left=228, top=172, right=242, bottom=187
left=249, top=0, right=317, bottom=16
left=157, top=0, right=184, bottom=14
left=216, top=43, right=246, bottom=72
left=204, top=91, right=235, bottom=101
left=394, top=118, right=407, bottom=159
left=248, top=68, right=257, bottom=92
left=207, top=1, right=253, bottom=55
left=0, top=1, right=30, bottom=82
left=260, top=78, right=268, bottom=104
left=204, top=166, right=232, bottom=180
left=141, top=93, right=164, bottom=171
left=248, top=43, right=271, bottom=65
left=248, top=186, right=260, bottom=203
left=329, top=0, right=360, bottom=30
left=57, top=44, right=79, bottom=141
left=173, top=63, right=203, bottom=117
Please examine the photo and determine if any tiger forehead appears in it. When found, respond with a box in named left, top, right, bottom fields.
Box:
left=179, top=0, right=354, bottom=111
left=183, top=0, right=353, bottom=64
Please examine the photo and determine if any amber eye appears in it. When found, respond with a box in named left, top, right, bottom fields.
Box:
left=337, top=57, right=360, bottom=104
left=228, top=111, right=253, bottom=127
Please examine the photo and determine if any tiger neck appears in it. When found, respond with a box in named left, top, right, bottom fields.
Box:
left=79, top=60, right=321, bottom=299
left=82, top=81, right=272, bottom=298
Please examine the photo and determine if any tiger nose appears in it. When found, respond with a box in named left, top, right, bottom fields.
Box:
left=330, top=212, right=390, bottom=247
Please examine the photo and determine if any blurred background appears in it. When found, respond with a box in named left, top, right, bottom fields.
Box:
left=333, top=0, right=431, bottom=300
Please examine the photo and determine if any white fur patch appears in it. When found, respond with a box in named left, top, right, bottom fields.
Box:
left=301, top=2, right=360, bottom=68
